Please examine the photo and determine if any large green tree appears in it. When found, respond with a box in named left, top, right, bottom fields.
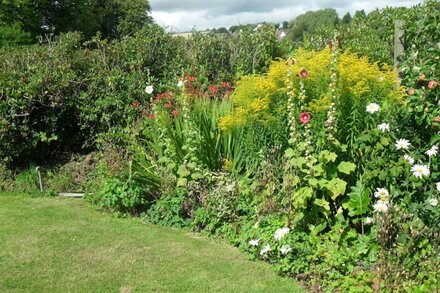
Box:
left=0, top=0, right=151, bottom=40
left=288, top=9, right=339, bottom=41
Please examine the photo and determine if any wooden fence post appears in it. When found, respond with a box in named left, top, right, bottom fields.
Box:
left=394, top=20, right=405, bottom=87
left=394, top=20, right=405, bottom=71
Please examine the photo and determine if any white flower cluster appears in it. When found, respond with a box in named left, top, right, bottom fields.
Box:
left=366, top=103, right=380, bottom=114
left=410, top=164, right=430, bottom=179
left=373, top=187, right=389, bottom=213
left=248, top=239, right=260, bottom=246
left=394, top=139, right=437, bottom=179
left=260, top=244, right=271, bottom=256
left=395, top=139, right=411, bottom=150
left=274, top=227, right=290, bottom=240
left=280, top=244, right=292, bottom=255
left=145, top=85, right=154, bottom=94
left=425, top=145, right=438, bottom=157
left=377, top=122, right=390, bottom=132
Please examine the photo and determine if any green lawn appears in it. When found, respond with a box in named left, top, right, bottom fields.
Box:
left=0, top=193, right=304, bottom=293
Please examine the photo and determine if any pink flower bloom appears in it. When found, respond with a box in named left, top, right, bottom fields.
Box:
left=300, top=112, right=311, bottom=124
left=171, top=109, right=180, bottom=117
left=428, top=80, right=438, bottom=89
left=299, top=69, right=309, bottom=79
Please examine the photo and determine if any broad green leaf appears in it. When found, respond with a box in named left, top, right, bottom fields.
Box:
left=177, top=177, right=187, bottom=187
left=314, top=198, right=330, bottom=211
left=337, top=161, right=356, bottom=175
left=319, top=150, right=337, bottom=162
left=294, top=187, right=313, bottom=209
left=191, top=172, right=203, bottom=180
left=325, top=178, right=347, bottom=200
left=177, top=165, right=190, bottom=177
left=347, top=179, right=370, bottom=217
left=285, top=148, right=295, bottom=158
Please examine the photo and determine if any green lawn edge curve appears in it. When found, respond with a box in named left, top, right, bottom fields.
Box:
left=0, top=193, right=304, bottom=293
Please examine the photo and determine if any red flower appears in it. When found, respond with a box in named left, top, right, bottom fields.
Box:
left=328, top=40, right=333, bottom=49
left=147, top=113, right=156, bottom=120
left=131, top=102, right=140, bottom=109
left=208, top=85, right=218, bottom=95
left=220, top=82, right=230, bottom=88
left=187, top=76, right=195, bottom=82
left=407, top=88, right=415, bottom=95
left=164, top=101, right=173, bottom=109
left=299, top=112, right=311, bottom=124
left=171, top=109, right=180, bottom=117
left=299, top=69, right=309, bottom=79
left=428, top=80, right=438, bottom=89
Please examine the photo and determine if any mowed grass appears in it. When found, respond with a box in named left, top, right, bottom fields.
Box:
left=0, top=193, right=304, bottom=293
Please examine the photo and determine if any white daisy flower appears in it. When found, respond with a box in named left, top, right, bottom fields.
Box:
left=429, top=198, right=438, bottom=207
left=365, top=217, right=373, bottom=224
left=410, top=164, right=430, bottom=179
left=260, top=244, right=271, bottom=256
left=395, top=139, right=411, bottom=150
left=145, top=85, right=154, bottom=94
left=437, top=182, right=440, bottom=192
left=366, top=103, right=380, bottom=114
left=280, top=244, right=292, bottom=255
left=404, top=154, right=415, bottom=165
left=177, top=80, right=184, bottom=88
left=274, top=227, right=290, bottom=240
left=248, top=239, right=260, bottom=246
left=373, top=200, right=389, bottom=213
left=425, top=145, right=438, bottom=157
left=374, top=188, right=389, bottom=199
left=377, top=122, right=390, bottom=132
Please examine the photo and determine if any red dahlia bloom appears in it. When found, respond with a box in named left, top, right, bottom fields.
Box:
left=300, top=112, right=311, bottom=124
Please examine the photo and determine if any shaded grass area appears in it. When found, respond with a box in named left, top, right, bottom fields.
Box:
left=0, top=193, right=304, bottom=293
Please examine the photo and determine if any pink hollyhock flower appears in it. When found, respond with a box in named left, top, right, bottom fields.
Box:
left=300, top=112, right=311, bottom=124
left=428, top=80, right=438, bottom=89
left=299, top=69, right=309, bottom=78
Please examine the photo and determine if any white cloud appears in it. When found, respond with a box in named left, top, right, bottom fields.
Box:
left=149, top=0, right=423, bottom=31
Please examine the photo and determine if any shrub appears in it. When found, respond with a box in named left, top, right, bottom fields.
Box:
left=88, top=177, right=150, bottom=215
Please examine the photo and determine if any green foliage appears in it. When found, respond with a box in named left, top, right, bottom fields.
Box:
left=88, top=177, right=150, bottom=215
left=186, top=24, right=279, bottom=83
left=144, top=189, right=191, bottom=228
left=0, top=0, right=152, bottom=40
left=288, top=9, right=339, bottom=41
left=0, top=23, right=32, bottom=47
left=400, top=0, right=440, bottom=133
left=346, top=179, right=370, bottom=217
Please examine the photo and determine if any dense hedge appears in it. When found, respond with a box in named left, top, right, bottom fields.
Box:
left=0, top=24, right=280, bottom=167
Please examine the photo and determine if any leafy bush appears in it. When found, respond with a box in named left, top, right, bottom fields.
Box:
left=88, top=177, right=151, bottom=215
left=144, top=189, right=191, bottom=228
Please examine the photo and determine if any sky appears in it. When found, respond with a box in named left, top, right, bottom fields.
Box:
left=149, top=0, right=423, bottom=32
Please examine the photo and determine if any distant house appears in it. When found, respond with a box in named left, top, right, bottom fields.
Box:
left=276, top=29, right=287, bottom=40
